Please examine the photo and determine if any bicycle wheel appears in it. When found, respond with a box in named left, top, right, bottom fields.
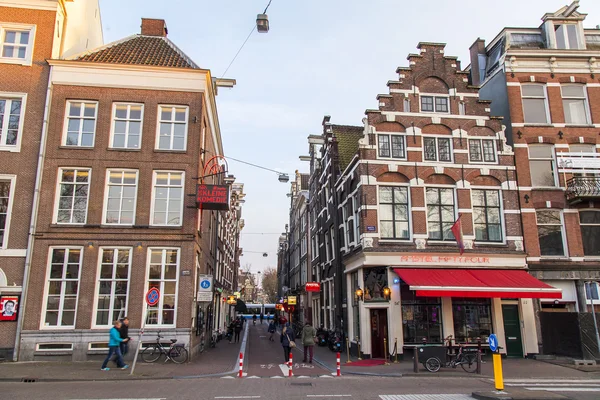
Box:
left=141, top=345, right=161, bottom=363
left=460, top=353, right=478, bottom=373
left=170, top=347, right=188, bottom=364
left=424, top=357, right=441, bottom=373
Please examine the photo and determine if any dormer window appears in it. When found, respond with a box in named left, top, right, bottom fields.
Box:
left=554, top=23, right=580, bottom=49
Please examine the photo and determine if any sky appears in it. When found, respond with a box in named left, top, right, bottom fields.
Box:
left=98, top=0, right=600, bottom=276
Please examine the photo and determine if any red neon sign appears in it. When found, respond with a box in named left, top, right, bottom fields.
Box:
left=305, top=282, right=321, bottom=292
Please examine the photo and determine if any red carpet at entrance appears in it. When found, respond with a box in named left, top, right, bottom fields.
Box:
left=347, top=358, right=386, bottom=367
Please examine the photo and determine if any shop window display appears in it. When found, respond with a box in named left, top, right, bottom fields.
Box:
left=400, top=281, right=442, bottom=343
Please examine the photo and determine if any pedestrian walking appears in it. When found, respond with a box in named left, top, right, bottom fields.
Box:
left=260, top=312, right=264, bottom=324
left=280, top=324, right=296, bottom=364
left=252, top=313, right=257, bottom=325
left=268, top=320, right=276, bottom=341
left=101, top=320, right=129, bottom=371
left=301, top=322, right=317, bottom=363
left=234, top=317, right=243, bottom=343
left=118, top=317, right=130, bottom=356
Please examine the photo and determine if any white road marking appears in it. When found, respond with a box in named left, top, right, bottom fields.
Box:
left=499, top=379, right=600, bottom=384
left=279, top=363, right=290, bottom=376
left=307, top=396, right=351, bottom=398
left=221, top=376, right=235, bottom=379
left=319, top=375, right=333, bottom=378
left=508, top=383, right=600, bottom=387
left=247, top=376, right=260, bottom=379
left=271, top=376, right=283, bottom=379
left=525, top=388, right=600, bottom=392
left=70, top=399, right=166, bottom=400
left=215, top=397, right=261, bottom=399
left=380, top=396, right=472, bottom=400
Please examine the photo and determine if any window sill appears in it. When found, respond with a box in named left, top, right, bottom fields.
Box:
left=539, top=256, right=569, bottom=260
left=523, top=124, right=553, bottom=127
left=377, top=157, right=408, bottom=162
left=107, top=147, right=142, bottom=152
left=154, top=149, right=187, bottom=153
left=58, top=145, right=95, bottom=150
left=379, top=239, right=412, bottom=243
left=474, top=241, right=507, bottom=246
left=149, top=225, right=183, bottom=229
left=50, top=223, right=86, bottom=228
left=469, top=161, right=499, bottom=165
left=0, top=57, right=32, bottom=66
left=583, top=257, right=600, bottom=261
left=426, top=240, right=456, bottom=245
left=0, top=146, right=20, bottom=153
left=564, top=124, right=594, bottom=128
left=530, top=187, right=564, bottom=191
left=100, top=224, right=135, bottom=228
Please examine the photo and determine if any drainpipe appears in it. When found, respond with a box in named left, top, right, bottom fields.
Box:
left=13, top=69, right=54, bottom=361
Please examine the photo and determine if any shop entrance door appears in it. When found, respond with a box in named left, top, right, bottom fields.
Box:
left=370, top=309, right=388, bottom=358
left=502, top=305, right=523, bottom=357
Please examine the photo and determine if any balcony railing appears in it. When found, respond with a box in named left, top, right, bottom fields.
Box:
left=566, top=177, right=600, bottom=203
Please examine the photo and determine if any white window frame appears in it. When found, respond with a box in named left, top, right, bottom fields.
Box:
left=0, top=175, right=16, bottom=250
left=536, top=209, right=568, bottom=258
left=580, top=210, right=600, bottom=258
left=53, top=167, right=91, bottom=225
left=458, top=102, right=466, bottom=116
left=40, top=247, right=83, bottom=330
left=330, top=226, right=335, bottom=260
left=109, top=103, right=145, bottom=150
left=420, top=95, right=450, bottom=114
left=36, top=343, right=74, bottom=352
left=403, top=98, right=411, bottom=112
left=377, top=133, right=407, bottom=160
left=471, top=188, right=505, bottom=244
left=521, top=84, right=551, bottom=125
left=422, top=135, right=453, bottom=163
left=62, top=100, right=98, bottom=148
left=0, top=92, right=27, bottom=152
left=553, top=22, right=583, bottom=50
left=528, top=144, right=558, bottom=188
left=468, top=138, right=497, bottom=164
left=0, top=23, right=36, bottom=66
left=144, top=247, right=180, bottom=327
left=150, top=170, right=185, bottom=227
left=377, top=184, right=411, bottom=241
left=155, top=105, right=189, bottom=151
left=561, top=85, right=591, bottom=126
left=92, top=247, right=132, bottom=329
left=102, top=169, right=139, bottom=226
left=425, top=186, right=457, bottom=242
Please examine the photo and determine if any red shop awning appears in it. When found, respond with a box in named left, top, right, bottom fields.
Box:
left=394, top=268, right=562, bottom=299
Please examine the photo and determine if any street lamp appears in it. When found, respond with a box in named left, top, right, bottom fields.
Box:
left=256, top=14, right=269, bottom=33
left=383, top=287, right=391, bottom=300
left=355, top=287, right=364, bottom=301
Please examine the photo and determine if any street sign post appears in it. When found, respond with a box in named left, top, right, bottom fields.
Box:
left=131, top=288, right=161, bottom=375
left=488, top=334, right=503, bottom=391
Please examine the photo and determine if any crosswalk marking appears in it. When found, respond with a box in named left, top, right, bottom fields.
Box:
left=524, top=388, right=600, bottom=392
left=379, top=396, right=472, bottom=400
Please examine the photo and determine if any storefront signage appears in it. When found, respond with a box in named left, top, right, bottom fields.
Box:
left=558, top=156, right=600, bottom=170
left=366, top=226, right=376, bottom=232
left=287, top=296, right=297, bottom=305
left=305, top=282, right=321, bottom=292
left=399, top=255, right=491, bottom=264
left=0, top=295, right=19, bottom=321
left=196, top=184, right=230, bottom=211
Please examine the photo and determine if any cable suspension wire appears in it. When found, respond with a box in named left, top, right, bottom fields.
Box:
left=226, top=155, right=286, bottom=176
left=218, top=0, right=275, bottom=80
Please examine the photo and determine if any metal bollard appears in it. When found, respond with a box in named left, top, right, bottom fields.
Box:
left=336, top=352, right=341, bottom=376
left=289, top=352, right=293, bottom=377
left=238, top=352, right=244, bottom=378
left=356, top=336, right=363, bottom=360
left=394, top=338, right=399, bottom=363
left=413, top=346, right=419, bottom=373
left=384, top=338, right=390, bottom=365
left=345, top=337, right=352, bottom=364
left=477, top=337, right=482, bottom=375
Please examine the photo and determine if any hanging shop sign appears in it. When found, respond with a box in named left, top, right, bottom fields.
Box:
left=305, top=282, right=321, bottom=292
left=196, top=184, right=230, bottom=211
left=287, top=296, right=297, bottom=305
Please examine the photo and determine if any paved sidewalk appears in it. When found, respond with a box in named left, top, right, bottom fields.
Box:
left=0, top=327, right=245, bottom=382
left=303, top=340, right=600, bottom=379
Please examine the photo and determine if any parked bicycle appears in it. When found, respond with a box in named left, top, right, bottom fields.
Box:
left=141, top=331, right=188, bottom=364
left=421, top=335, right=479, bottom=373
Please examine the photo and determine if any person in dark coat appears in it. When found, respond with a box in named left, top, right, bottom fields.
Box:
left=280, top=324, right=295, bottom=363
left=233, top=317, right=243, bottom=343
left=119, top=317, right=130, bottom=356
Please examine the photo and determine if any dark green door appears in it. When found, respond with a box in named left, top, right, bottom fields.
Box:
left=502, top=305, right=523, bottom=357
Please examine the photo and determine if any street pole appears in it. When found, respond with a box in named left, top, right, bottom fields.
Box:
left=586, top=282, right=600, bottom=358
left=130, top=310, right=147, bottom=375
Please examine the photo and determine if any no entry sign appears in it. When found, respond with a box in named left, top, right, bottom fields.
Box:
left=146, top=287, right=160, bottom=307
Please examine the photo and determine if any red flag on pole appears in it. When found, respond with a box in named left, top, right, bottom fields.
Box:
left=450, top=214, right=465, bottom=255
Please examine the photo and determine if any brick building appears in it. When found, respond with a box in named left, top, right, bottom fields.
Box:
left=304, top=43, right=564, bottom=359
left=16, top=18, right=241, bottom=361
left=470, top=1, right=600, bottom=356
left=0, top=0, right=102, bottom=361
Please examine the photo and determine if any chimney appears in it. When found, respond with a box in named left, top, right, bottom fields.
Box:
left=141, top=18, right=168, bottom=37
left=469, top=38, right=486, bottom=86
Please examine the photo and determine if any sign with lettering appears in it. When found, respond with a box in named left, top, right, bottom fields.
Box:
left=399, top=255, right=490, bottom=264
left=366, top=226, right=376, bottom=232
left=389, top=254, right=526, bottom=268
left=196, top=184, right=230, bottom=211
left=558, top=156, right=600, bottom=170
left=305, top=282, right=321, bottom=292
left=287, top=296, right=297, bottom=305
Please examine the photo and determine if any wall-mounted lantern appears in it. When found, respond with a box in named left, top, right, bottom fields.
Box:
left=355, top=287, right=364, bottom=302
left=383, top=287, right=391, bottom=300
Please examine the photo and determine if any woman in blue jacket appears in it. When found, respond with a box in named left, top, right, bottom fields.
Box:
left=101, top=320, right=129, bottom=371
